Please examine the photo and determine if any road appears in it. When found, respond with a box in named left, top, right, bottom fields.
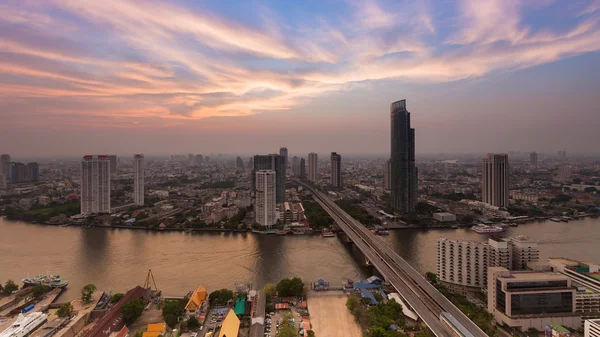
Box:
left=299, top=181, right=488, bottom=337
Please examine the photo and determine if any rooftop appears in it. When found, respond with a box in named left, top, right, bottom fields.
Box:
left=548, top=324, right=570, bottom=333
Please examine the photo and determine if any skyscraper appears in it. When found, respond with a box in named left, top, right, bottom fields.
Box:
left=10, top=162, right=39, bottom=183
left=330, top=152, right=341, bottom=188
left=247, top=156, right=253, bottom=169
left=558, top=163, right=573, bottom=182
left=482, top=153, right=509, bottom=208
left=253, top=154, right=285, bottom=203
left=291, top=156, right=301, bottom=177
left=0, top=154, right=10, bottom=182
left=384, top=159, right=391, bottom=190
left=255, top=170, right=276, bottom=227
left=300, top=158, right=306, bottom=178
left=81, top=155, right=111, bottom=214
left=390, top=99, right=417, bottom=213
left=133, top=154, right=144, bottom=206
left=279, top=147, right=288, bottom=167
left=308, top=153, right=318, bottom=182
left=530, top=152, right=538, bottom=168
left=236, top=156, right=244, bottom=168
left=195, top=154, right=203, bottom=166
left=107, top=155, right=117, bottom=175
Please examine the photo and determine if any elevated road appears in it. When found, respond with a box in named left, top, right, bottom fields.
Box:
left=299, top=181, right=487, bottom=337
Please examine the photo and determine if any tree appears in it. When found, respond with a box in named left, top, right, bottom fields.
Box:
left=162, top=299, right=187, bottom=319
left=263, top=284, right=277, bottom=298
left=81, top=284, right=97, bottom=303
left=186, top=317, right=199, bottom=330
left=584, top=187, right=597, bottom=193
left=208, top=289, right=233, bottom=306
left=278, top=314, right=297, bottom=337
left=3, top=280, right=18, bottom=295
left=346, top=295, right=360, bottom=312
left=111, top=293, right=124, bottom=304
left=31, top=285, right=49, bottom=299
left=57, top=302, right=74, bottom=318
left=165, top=314, right=178, bottom=329
left=122, top=299, right=145, bottom=325
left=425, top=272, right=438, bottom=285
left=307, top=330, right=315, bottom=337
left=276, top=277, right=304, bottom=297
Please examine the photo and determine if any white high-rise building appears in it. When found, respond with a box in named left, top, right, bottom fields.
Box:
left=308, top=153, right=318, bottom=182
left=255, top=170, right=276, bottom=228
left=80, top=155, right=111, bottom=214
left=134, top=154, right=144, bottom=206
left=510, top=235, right=539, bottom=270
left=585, top=319, right=600, bottom=337
left=384, top=159, right=391, bottom=190
left=482, top=153, right=509, bottom=208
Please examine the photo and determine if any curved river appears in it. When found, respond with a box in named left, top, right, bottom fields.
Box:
left=1, top=216, right=599, bottom=300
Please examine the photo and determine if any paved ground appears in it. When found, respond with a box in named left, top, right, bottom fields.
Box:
left=307, top=291, right=362, bottom=337
left=129, top=305, right=164, bottom=335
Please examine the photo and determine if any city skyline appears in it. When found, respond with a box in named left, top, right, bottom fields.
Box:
left=1, top=1, right=600, bottom=156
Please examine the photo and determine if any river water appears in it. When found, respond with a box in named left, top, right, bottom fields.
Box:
left=1, top=217, right=599, bottom=301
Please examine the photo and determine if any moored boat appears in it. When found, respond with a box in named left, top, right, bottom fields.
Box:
left=321, top=230, right=335, bottom=238
left=471, top=224, right=504, bottom=234
left=21, top=273, right=69, bottom=289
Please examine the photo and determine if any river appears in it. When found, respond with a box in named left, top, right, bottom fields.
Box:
left=1, top=216, right=599, bottom=301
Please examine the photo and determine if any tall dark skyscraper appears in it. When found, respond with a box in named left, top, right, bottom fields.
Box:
left=390, top=99, right=417, bottom=213
left=330, top=152, right=341, bottom=188
left=253, top=154, right=285, bottom=203
left=279, top=147, right=288, bottom=167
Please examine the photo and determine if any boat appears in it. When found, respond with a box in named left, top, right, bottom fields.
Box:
left=0, top=312, right=48, bottom=337
left=497, top=223, right=510, bottom=228
left=450, top=225, right=459, bottom=229
left=550, top=217, right=562, bottom=222
left=471, top=224, right=504, bottom=234
left=184, top=228, right=193, bottom=233
left=561, top=216, right=571, bottom=222
left=60, top=224, right=69, bottom=227
left=376, top=229, right=390, bottom=235
left=321, top=230, right=335, bottom=238
left=509, top=223, right=518, bottom=227
left=292, top=228, right=313, bottom=235
left=21, top=273, right=69, bottom=289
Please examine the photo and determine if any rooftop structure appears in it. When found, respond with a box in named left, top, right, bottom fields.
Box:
left=185, top=285, right=207, bottom=312
left=217, top=309, right=240, bottom=337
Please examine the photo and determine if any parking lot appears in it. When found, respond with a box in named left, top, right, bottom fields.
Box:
left=264, top=309, right=303, bottom=337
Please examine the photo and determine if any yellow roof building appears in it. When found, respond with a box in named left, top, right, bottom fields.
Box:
left=217, top=309, right=240, bottom=337
left=185, top=285, right=207, bottom=312
left=142, top=323, right=166, bottom=337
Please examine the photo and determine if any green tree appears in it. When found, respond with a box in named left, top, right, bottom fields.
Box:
left=425, top=272, right=438, bottom=285
left=186, top=317, right=199, bottom=330
left=121, top=299, right=145, bottom=325
left=278, top=314, right=297, bottom=337
left=276, top=277, right=304, bottom=297
left=111, top=293, right=124, bottom=303
left=81, top=284, right=97, bottom=303
left=57, top=302, right=74, bottom=318
left=306, top=330, right=315, bottom=337
left=31, top=285, right=49, bottom=299
left=3, top=280, right=18, bottom=295
left=165, top=314, right=178, bottom=329
left=346, top=295, right=360, bottom=312
left=263, top=284, right=277, bottom=298
left=162, top=299, right=187, bottom=319
left=208, top=289, right=233, bottom=306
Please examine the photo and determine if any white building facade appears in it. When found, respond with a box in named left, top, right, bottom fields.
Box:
left=134, top=154, right=144, bottom=206
left=255, top=170, right=276, bottom=228
left=80, top=155, right=111, bottom=214
left=585, top=319, right=600, bottom=337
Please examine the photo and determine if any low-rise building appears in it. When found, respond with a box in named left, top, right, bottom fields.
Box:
left=433, top=212, right=456, bottom=222
left=185, top=285, right=207, bottom=313
left=487, top=267, right=581, bottom=331
left=142, top=323, right=166, bottom=337
left=218, top=309, right=240, bottom=337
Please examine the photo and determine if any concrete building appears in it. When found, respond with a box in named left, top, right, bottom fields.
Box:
left=291, top=156, right=301, bottom=177
left=277, top=202, right=305, bottom=223
left=548, top=258, right=600, bottom=320
left=558, top=164, right=574, bottom=182
left=482, top=153, right=509, bottom=208
left=330, top=152, right=341, bottom=188
left=107, top=155, right=117, bottom=175
left=253, top=154, right=285, bottom=203
left=0, top=174, right=5, bottom=189
left=195, top=154, right=203, bottom=166
left=279, top=147, right=288, bottom=168
left=300, top=158, right=306, bottom=178
left=488, top=267, right=581, bottom=331
left=308, top=153, right=318, bottom=182
left=133, top=154, right=144, bottom=206
left=81, top=155, right=111, bottom=214
left=433, top=212, right=456, bottom=222
left=255, top=170, right=276, bottom=227
left=511, top=235, right=539, bottom=270
left=585, top=319, right=600, bottom=337
left=384, top=159, right=391, bottom=190
left=510, top=191, right=539, bottom=203
left=0, top=154, right=10, bottom=182
left=530, top=152, right=538, bottom=168
left=10, top=162, right=39, bottom=183
left=246, top=156, right=253, bottom=169
left=236, top=156, right=244, bottom=168
left=390, top=99, right=417, bottom=213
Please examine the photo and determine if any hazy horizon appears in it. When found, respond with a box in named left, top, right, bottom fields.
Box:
left=2, top=0, right=600, bottom=156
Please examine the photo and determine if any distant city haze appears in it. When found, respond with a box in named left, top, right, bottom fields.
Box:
left=1, top=1, right=600, bottom=156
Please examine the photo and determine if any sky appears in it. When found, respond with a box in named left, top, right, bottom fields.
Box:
left=1, top=0, right=600, bottom=157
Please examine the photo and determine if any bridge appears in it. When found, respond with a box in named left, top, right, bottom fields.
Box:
left=298, top=181, right=488, bottom=337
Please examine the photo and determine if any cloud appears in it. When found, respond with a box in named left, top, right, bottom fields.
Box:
left=1, top=0, right=600, bottom=128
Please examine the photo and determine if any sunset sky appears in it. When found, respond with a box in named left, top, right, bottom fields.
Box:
left=1, top=0, right=600, bottom=157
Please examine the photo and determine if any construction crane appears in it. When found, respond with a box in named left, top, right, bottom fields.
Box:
left=144, top=269, right=158, bottom=292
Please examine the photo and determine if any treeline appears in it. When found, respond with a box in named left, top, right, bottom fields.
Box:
left=302, top=200, right=334, bottom=229
left=335, top=199, right=381, bottom=226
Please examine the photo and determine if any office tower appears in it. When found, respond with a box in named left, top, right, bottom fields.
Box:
left=107, top=155, right=117, bottom=174
left=253, top=154, right=285, bottom=203
left=300, top=158, right=306, bottom=178
left=530, top=152, right=538, bottom=168
left=247, top=157, right=253, bottom=169
left=195, top=154, right=203, bottom=166
left=308, top=153, right=318, bottom=182
left=188, top=154, right=194, bottom=164
left=10, top=162, right=39, bottom=183
left=80, top=155, right=111, bottom=214
left=291, top=156, right=301, bottom=177
left=586, top=320, right=600, bottom=337
left=0, top=154, right=10, bottom=181
left=0, top=174, right=5, bottom=189
left=482, top=153, right=509, bottom=208
left=558, top=164, right=573, bottom=182
left=384, top=159, right=391, bottom=190
left=330, top=152, right=341, bottom=188
left=236, top=156, right=244, bottom=168
left=133, top=154, right=144, bottom=206
left=279, top=147, right=288, bottom=168
left=548, top=258, right=600, bottom=321
left=488, top=267, right=579, bottom=331
left=390, top=99, right=417, bottom=213
left=255, top=170, right=276, bottom=227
